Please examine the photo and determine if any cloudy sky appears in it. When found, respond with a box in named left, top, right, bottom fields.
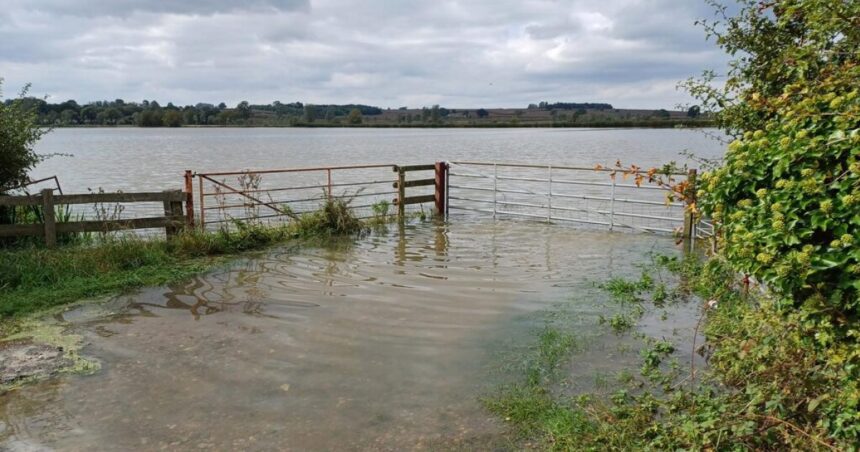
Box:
left=1, top=0, right=730, bottom=109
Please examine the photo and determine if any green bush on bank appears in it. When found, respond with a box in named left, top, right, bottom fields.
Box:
left=689, top=0, right=860, bottom=312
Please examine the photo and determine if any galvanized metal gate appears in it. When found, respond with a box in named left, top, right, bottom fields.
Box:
left=446, top=161, right=698, bottom=237
left=182, top=160, right=703, bottom=239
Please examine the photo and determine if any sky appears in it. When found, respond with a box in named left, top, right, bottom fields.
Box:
left=0, top=0, right=730, bottom=109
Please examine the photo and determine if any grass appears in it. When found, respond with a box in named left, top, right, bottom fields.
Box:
left=0, top=198, right=374, bottom=319
left=486, top=253, right=853, bottom=450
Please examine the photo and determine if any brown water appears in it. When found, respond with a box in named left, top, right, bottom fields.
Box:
left=30, top=128, right=726, bottom=194
left=0, top=219, right=686, bottom=451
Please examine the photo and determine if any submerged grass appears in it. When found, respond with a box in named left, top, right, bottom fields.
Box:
left=0, top=198, right=377, bottom=319
left=487, top=253, right=854, bottom=450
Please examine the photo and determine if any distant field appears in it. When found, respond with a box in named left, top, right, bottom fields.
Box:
left=246, top=106, right=710, bottom=128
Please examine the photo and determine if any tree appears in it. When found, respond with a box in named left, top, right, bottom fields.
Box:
left=430, top=105, right=441, bottom=123
left=80, top=105, right=98, bottom=124
left=102, top=108, right=122, bottom=125
left=303, top=104, right=317, bottom=123
left=136, top=109, right=163, bottom=127
left=162, top=110, right=183, bottom=127
left=686, top=105, right=700, bottom=118
left=347, top=108, right=362, bottom=124
left=183, top=108, right=197, bottom=125
left=476, top=108, right=489, bottom=118
left=236, top=101, right=251, bottom=120
left=60, top=109, right=79, bottom=125
left=0, top=81, right=49, bottom=193
left=215, top=110, right=235, bottom=125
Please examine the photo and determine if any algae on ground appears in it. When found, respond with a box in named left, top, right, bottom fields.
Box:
left=1, top=313, right=101, bottom=392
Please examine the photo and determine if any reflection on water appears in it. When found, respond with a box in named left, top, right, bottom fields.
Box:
left=0, top=219, right=680, bottom=451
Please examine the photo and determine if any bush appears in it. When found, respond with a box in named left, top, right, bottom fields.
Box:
left=0, top=80, right=48, bottom=193
left=693, top=0, right=859, bottom=316
left=294, top=198, right=364, bottom=236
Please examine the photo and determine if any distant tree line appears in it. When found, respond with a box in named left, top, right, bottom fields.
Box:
left=3, top=97, right=385, bottom=127
left=529, top=101, right=615, bottom=111
left=4, top=96, right=707, bottom=128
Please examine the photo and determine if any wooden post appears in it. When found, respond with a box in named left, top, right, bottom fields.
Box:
left=326, top=169, right=333, bottom=200
left=682, top=169, right=698, bottom=243
left=396, top=167, right=406, bottom=219
left=41, top=189, right=56, bottom=248
left=164, top=191, right=183, bottom=237
left=184, top=170, right=195, bottom=228
left=434, top=161, right=448, bottom=217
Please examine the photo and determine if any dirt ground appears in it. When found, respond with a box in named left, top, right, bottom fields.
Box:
left=0, top=341, right=72, bottom=386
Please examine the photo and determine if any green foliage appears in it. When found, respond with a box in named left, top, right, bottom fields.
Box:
left=162, top=110, right=183, bottom=127
left=681, top=6, right=860, bottom=447
left=293, top=197, right=364, bottom=236
left=491, top=254, right=856, bottom=450
left=0, top=80, right=48, bottom=193
left=691, top=0, right=860, bottom=318
left=0, top=198, right=375, bottom=318
left=347, top=108, right=363, bottom=124
left=0, top=224, right=291, bottom=317
left=366, top=200, right=391, bottom=227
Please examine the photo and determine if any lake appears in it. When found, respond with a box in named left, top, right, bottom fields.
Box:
left=31, top=127, right=725, bottom=193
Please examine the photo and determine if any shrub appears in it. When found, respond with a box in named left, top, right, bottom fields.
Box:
left=0, top=80, right=48, bottom=193
left=691, top=1, right=859, bottom=317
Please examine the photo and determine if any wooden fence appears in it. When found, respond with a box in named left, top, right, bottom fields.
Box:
left=0, top=189, right=188, bottom=247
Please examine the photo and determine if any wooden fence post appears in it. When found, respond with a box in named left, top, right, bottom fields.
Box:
left=41, top=189, right=57, bottom=248
left=184, top=170, right=195, bottom=228
left=396, top=167, right=406, bottom=219
left=434, top=161, right=448, bottom=217
left=164, top=190, right=183, bottom=237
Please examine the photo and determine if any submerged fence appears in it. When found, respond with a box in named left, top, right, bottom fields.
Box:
left=446, top=162, right=698, bottom=236
left=1, top=160, right=708, bottom=246
left=186, top=161, right=702, bottom=239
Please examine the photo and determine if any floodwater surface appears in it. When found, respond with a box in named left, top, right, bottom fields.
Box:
left=0, top=219, right=686, bottom=451
left=30, top=127, right=725, bottom=193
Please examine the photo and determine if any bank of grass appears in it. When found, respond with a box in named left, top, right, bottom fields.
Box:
left=487, top=254, right=854, bottom=450
left=0, top=198, right=371, bottom=319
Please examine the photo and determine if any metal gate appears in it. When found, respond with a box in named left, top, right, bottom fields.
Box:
left=181, top=160, right=703, bottom=239
left=446, top=161, right=697, bottom=236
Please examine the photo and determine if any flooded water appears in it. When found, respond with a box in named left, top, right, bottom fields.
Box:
left=0, top=218, right=686, bottom=451
left=30, top=128, right=725, bottom=193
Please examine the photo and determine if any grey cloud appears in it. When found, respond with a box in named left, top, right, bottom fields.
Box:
left=0, top=0, right=730, bottom=109
left=12, top=0, right=310, bottom=17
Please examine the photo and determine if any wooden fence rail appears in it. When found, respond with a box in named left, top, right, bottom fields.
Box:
left=0, top=189, right=188, bottom=247
left=392, top=162, right=449, bottom=218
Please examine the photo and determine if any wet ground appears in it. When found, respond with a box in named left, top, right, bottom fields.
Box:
left=0, top=218, right=685, bottom=451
